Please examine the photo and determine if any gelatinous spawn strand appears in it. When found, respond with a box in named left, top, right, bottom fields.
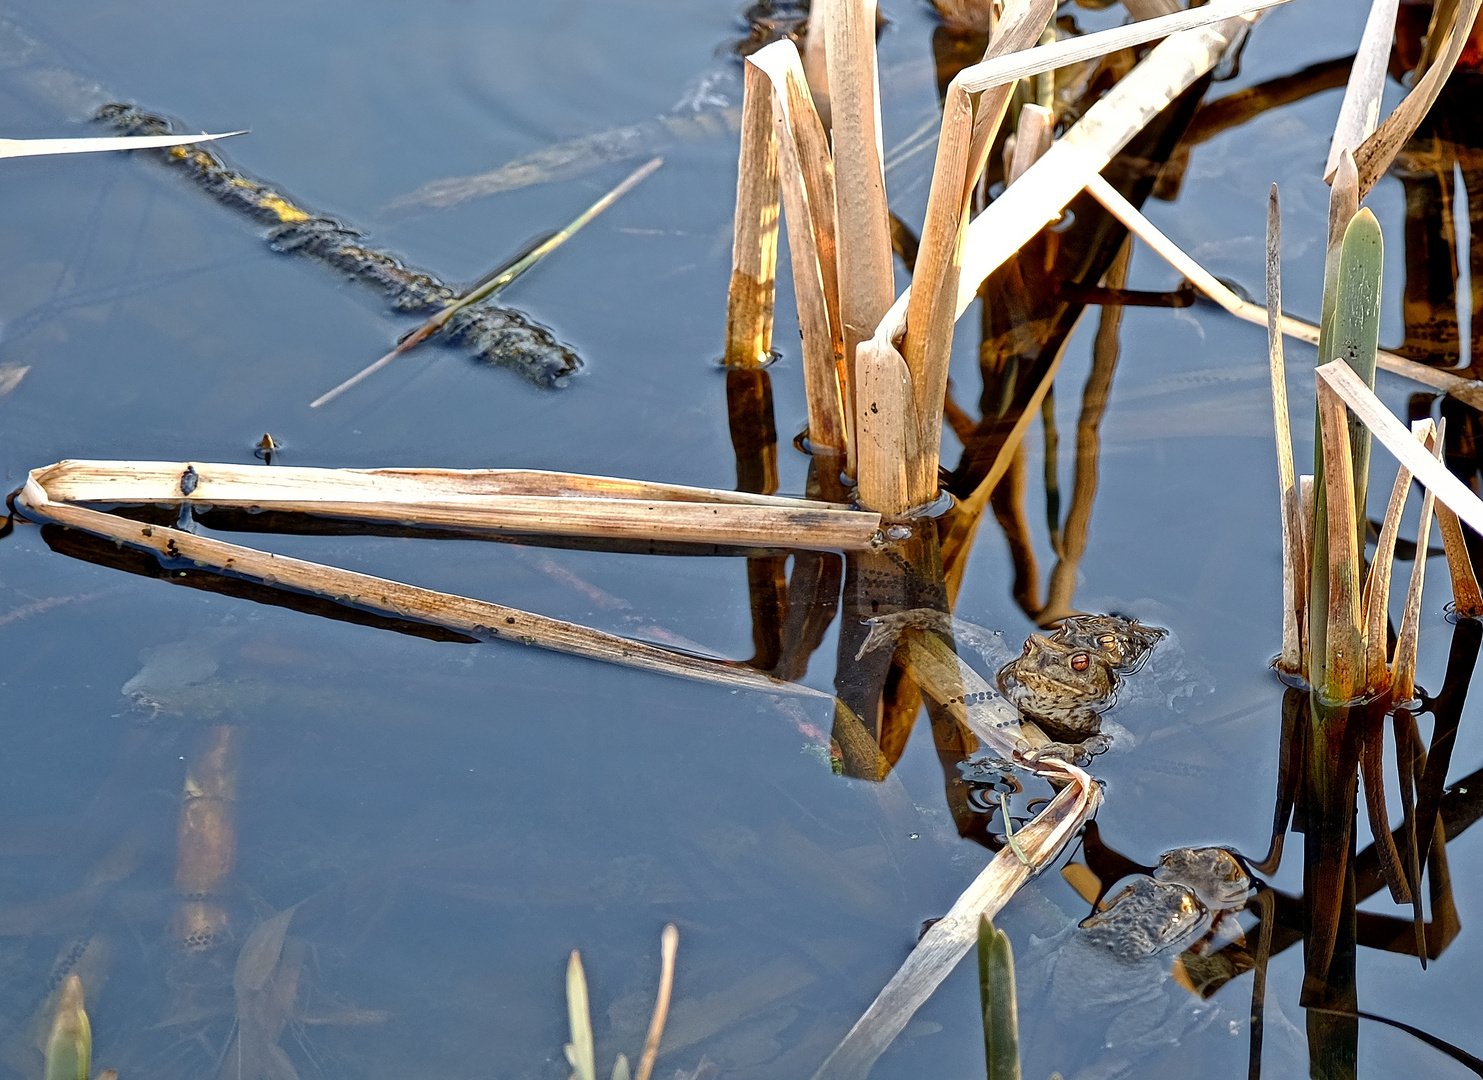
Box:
left=96, top=104, right=582, bottom=388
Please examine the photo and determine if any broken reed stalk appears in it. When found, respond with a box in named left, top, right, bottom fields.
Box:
left=812, top=758, right=1099, bottom=1080
left=856, top=340, right=919, bottom=516
left=822, top=0, right=895, bottom=412
left=724, top=61, right=781, bottom=369
left=16, top=490, right=841, bottom=701
left=749, top=42, right=848, bottom=455
left=1083, top=174, right=1483, bottom=410
left=28, top=459, right=880, bottom=551
left=1391, top=420, right=1441, bottom=701
left=1323, top=0, right=1402, bottom=180
left=633, top=924, right=679, bottom=1080
left=312, top=157, right=662, bottom=408
left=1005, top=104, right=1054, bottom=187
left=1434, top=496, right=1483, bottom=617
left=1267, top=185, right=1306, bottom=674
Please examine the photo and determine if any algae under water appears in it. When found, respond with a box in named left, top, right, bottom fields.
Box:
left=1, top=0, right=1483, bottom=1078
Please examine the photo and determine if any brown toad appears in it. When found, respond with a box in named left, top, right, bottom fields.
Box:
left=1079, top=846, right=1251, bottom=961
left=996, top=634, right=1118, bottom=736
left=1052, top=614, right=1167, bottom=675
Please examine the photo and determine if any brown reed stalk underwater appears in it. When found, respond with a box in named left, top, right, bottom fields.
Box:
left=8, top=0, right=1483, bottom=1076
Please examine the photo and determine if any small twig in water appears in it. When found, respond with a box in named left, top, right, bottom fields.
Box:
left=310, top=156, right=663, bottom=408
left=999, top=792, right=1030, bottom=866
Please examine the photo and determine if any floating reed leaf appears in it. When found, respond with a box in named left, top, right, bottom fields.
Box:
left=1085, top=174, right=1483, bottom=409
left=1267, top=184, right=1306, bottom=674
left=748, top=42, right=847, bottom=455
left=725, top=61, right=781, bottom=369
left=1392, top=421, right=1441, bottom=701
left=0, top=130, right=241, bottom=158
left=1353, top=0, right=1482, bottom=198
left=311, top=158, right=661, bottom=408
left=978, top=916, right=1021, bottom=1080
left=44, top=976, right=89, bottom=1080
left=566, top=952, right=597, bottom=1080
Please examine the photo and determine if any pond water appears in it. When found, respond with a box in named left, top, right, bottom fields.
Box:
left=0, top=1, right=1480, bottom=1078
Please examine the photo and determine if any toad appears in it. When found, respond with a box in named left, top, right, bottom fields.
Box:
left=1079, top=846, right=1251, bottom=961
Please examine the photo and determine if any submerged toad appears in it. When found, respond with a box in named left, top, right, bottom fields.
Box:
left=1080, top=846, right=1251, bottom=960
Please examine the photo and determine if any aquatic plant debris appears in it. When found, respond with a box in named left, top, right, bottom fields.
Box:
left=97, top=104, right=581, bottom=388
left=0, top=130, right=242, bottom=158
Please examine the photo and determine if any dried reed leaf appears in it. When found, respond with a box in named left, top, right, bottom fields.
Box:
left=954, top=0, right=1292, bottom=95
left=16, top=489, right=840, bottom=701
left=803, top=16, right=831, bottom=128
left=1006, top=104, right=1053, bottom=187
left=0, top=131, right=242, bottom=158
left=1393, top=421, right=1441, bottom=700
left=748, top=42, right=848, bottom=454
left=1316, top=361, right=1483, bottom=541
left=1316, top=151, right=1359, bottom=381
left=1085, top=175, right=1483, bottom=409
left=1316, top=374, right=1364, bottom=701
left=811, top=761, right=1099, bottom=1080
left=1364, top=457, right=1413, bottom=691
left=725, top=62, right=780, bottom=368
left=1324, top=0, right=1401, bottom=179
left=1435, top=501, right=1483, bottom=617
left=29, top=460, right=879, bottom=551
left=855, top=339, right=919, bottom=516
left=822, top=0, right=894, bottom=409
left=1267, top=185, right=1305, bottom=674
left=1352, top=0, right=1482, bottom=198
left=1301, top=474, right=1316, bottom=569
left=633, top=925, right=679, bottom=1080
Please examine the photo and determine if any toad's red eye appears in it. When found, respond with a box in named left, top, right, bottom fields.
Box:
left=1070, top=653, right=1090, bottom=672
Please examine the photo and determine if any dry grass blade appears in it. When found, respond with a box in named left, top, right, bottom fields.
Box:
left=311, top=158, right=662, bottom=407
left=1364, top=455, right=1413, bottom=691
left=954, top=0, right=1293, bottom=94
left=1316, top=374, right=1363, bottom=701
left=855, top=339, right=918, bottom=516
left=29, top=459, right=880, bottom=550
left=1393, top=420, right=1441, bottom=700
left=749, top=42, right=847, bottom=454
left=1085, top=174, right=1483, bottom=409
left=1352, top=0, right=1482, bottom=198
left=1317, top=360, right=1483, bottom=546
left=822, top=0, right=895, bottom=407
left=15, top=489, right=839, bottom=700
left=634, top=925, right=679, bottom=1080
left=811, top=762, right=1100, bottom=1080
left=725, top=61, right=782, bottom=370
left=0, top=131, right=243, bottom=158
left=1324, top=0, right=1402, bottom=179
left=1267, top=184, right=1305, bottom=674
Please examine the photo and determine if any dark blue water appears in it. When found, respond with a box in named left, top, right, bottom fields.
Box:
left=0, top=1, right=1480, bottom=1078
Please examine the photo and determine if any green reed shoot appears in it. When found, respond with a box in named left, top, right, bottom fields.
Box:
left=44, top=976, right=90, bottom=1080
left=978, top=915, right=1020, bottom=1080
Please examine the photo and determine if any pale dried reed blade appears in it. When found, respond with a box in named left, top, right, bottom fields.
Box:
left=0, top=131, right=243, bottom=158
left=1084, top=174, right=1483, bottom=408
left=821, top=0, right=895, bottom=413
left=811, top=761, right=1099, bottom=1080
left=725, top=62, right=781, bottom=368
left=1434, top=502, right=1483, bottom=616
left=1353, top=0, right=1482, bottom=198
left=633, top=925, right=679, bottom=1080
left=1301, top=474, right=1315, bottom=578
left=567, top=952, right=597, bottom=1080
left=749, top=42, right=848, bottom=455
left=1006, top=104, right=1054, bottom=187
left=955, top=0, right=1292, bottom=95
left=1324, top=0, right=1402, bottom=179
left=1417, top=0, right=1462, bottom=75
left=1393, top=420, right=1440, bottom=701
left=15, top=492, right=838, bottom=701
left=33, top=459, right=853, bottom=509
left=1317, top=375, right=1363, bottom=701
left=961, top=0, right=1057, bottom=193
left=803, top=13, right=832, bottom=129
left=855, top=339, right=918, bottom=516
left=1363, top=457, right=1414, bottom=692
left=1316, top=361, right=1483, bottom=538
left=1267, top=184, right=1305, bottom=674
